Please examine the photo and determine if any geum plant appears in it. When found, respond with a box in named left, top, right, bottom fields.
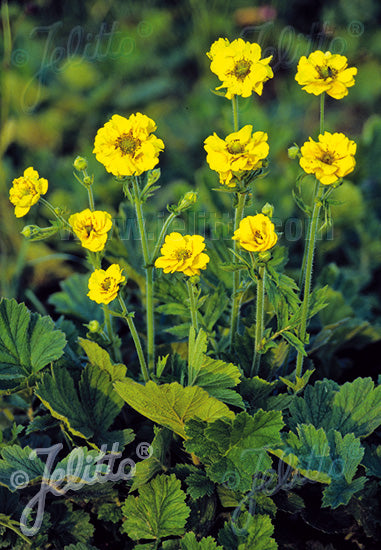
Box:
left=1, top=37, right=381, bottom=550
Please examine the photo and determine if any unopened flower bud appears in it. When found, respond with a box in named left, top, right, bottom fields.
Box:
left=73, top=156, right=88, bottom=171
left=288, top=144, right=300, bottom=159
left=258, top=250, right=272, bottom=262
left=176, top=191, right=198, bottom=213
left=21, top=225, right=34, bottom=238
left=21, top=224, right=60, bottom=241
left=261, top=203, right=274, bottom=218
left=88, top=320, right=101, bottom=333
left=83, top=176, right=92, bottom=185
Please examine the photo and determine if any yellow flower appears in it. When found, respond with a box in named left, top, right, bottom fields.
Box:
left=295, top=50, right=357, bottom=99
left=9, top=167, right=48, bottom=218
left=204, top=125, right=269, bottom=187
left=207, top=38, right=273, bottom=99
left=93, top=113, right=164, bottom=177
left=69, top=209, right=113, bottom=252
left=232, top=214, right=277, bottom=252
left=87, top=264, right=125, bottom=304
left=300, top=132, right=356, bottom=185
left=155, top=233, right=210, bottom=276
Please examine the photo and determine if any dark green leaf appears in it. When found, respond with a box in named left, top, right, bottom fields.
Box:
left=0, top=298, right=66, bottom=390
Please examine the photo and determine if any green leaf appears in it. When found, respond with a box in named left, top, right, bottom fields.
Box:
left=201, top=285, right=229, bottom=332
left=289, top=379, right=339, bottom=432
left=333, top=378, right=381, bottom=438
left=238, top=514, right=278, bottom=550
left=191, top=354, right=244, bottom=409
left=0, top=298, right=66, bottom=390
left=279, top=369, right=314, bottom=394
left=166, top=323, right=191, bottom=339
left=185, top=410, right=284, bottom=492
left=281, top=331, right=306, bottom=356
left=181, top=532, right=223, bottom=549
left=114, top=379, right=234, bottom=439
left=188, top=328, right=208, bottom=385
left=49, top=273, right=103, bottom=322
left=36, top=364, right=134, bottom=449
left=239, top=377, right=277, bottom=412
left=362, top=444, right=381, bottom=478
left=271, top=424, right=332, bottom=484
left=322, top=476, right=366, bottom=509
left=218, top=512, right=277, bottom=550
left=78, top=338, right=127, bottom=381
left=271, top=425, right=366, bottom=508
left=130, top=427, right=172, bottom=491
left=0, top=445, right=107, bottom=492
left=186, top=471, right=215, bottom=500
left=121, top=474, right=190, bottom=540
left=289, top=378, right=381, bottom=438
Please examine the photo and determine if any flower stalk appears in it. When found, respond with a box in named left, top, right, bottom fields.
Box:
left=251, top=263, right=266, bottom=377
left=295, top=185, right=323, bottom=378
left=132, top=176, right=155, bottom=374
left=186, top=278, right=199, bottom=333
left=229, top=191, right=246, bottom=349
left=118, top=295, right=149, bottom=383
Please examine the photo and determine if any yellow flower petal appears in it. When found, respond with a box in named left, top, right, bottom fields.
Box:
left=9, top=167, right=48, bottom=218
left=155, top=233, right=209, bottom=277
left=295, top=50, right=357, bottom=99
left=299, top=131, right=356, bottom=185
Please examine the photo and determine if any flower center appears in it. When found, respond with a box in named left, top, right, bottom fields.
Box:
left=233, top=58, right=252, bottom=80
left=101, top=277, right=113, bottom=291
left=116, top=132, right=140, bottom=155
left=321, top=152, right=334, bottom=165
left=84, top=223, right=93, bottom=237
left=173, top=248, right=192, bottom=261
left=227, top=139, right=245, bottom=155
left=20, top=181, right=37, bottom=197
left=316, top=64, right=337, bottom=80
left=253, top=230, right=264, bottom=244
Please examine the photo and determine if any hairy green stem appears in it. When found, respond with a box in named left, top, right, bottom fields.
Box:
left=229, top=192, right=246, bottom=349
left=103, top=306, right=121, bottom=363
left=296, top=92, right=326, bottom=377
left=251, top=265, right=266, bottom=377
left=186, top=278, right=199, bottom=333
left=295, top=185, right=323, bottom=378
left=231, top=94, right=239, bottom=132
left=39, top=197, right=71, bottom=229
left=298, top=93, right=326, bottom=290
left=118, top=295, right=149, bottom=382
left=151, top=211, right=177, bottom=261
left=132, top=177, right=155, bottom=374
left=320, top=92, right=325, bottom=135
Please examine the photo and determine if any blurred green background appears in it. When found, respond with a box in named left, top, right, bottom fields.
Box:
left=1, top=0, right=381, bottom=338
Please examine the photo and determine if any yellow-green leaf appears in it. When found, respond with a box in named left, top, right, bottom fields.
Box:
left=114, top=380, right=234, bottom=438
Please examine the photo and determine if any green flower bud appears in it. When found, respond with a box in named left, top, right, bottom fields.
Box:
left=175, top=191, right=198, bottom=213
left=261, top=203, right=274, bottom=218
left=21, top=225, right=34, bottom=238
left=288, top=144, right=300, bottom=159
left=258, top=250, right=272, bottom=262
left=83, top=176, right=93, bottom=185
left=73, top=156, right=88, bottom=171
left=21, top=224, right=60, bottom=241
left=88, top=320, right=101, bottom=333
